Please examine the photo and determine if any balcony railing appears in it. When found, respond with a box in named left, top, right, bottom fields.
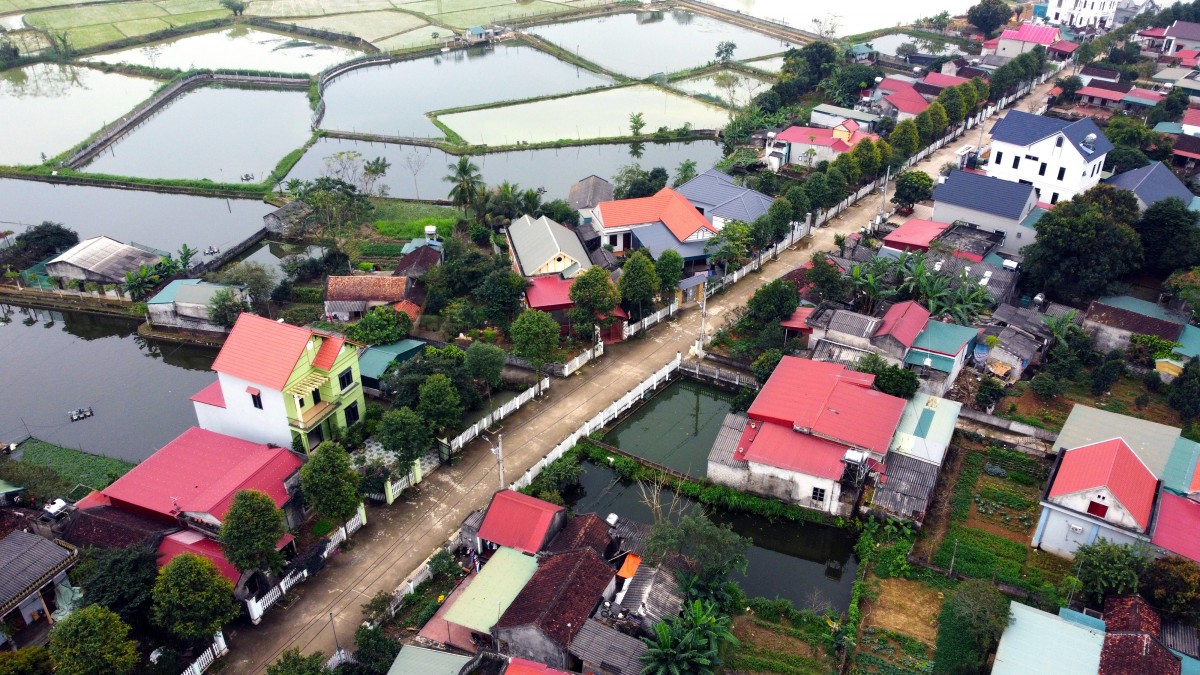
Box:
left=289, top=399, right=337, bottom=430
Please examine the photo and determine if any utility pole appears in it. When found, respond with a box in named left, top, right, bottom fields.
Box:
left=329, top=612, right=342, bottom=661
left=947, top=539, right=959, bottom=578
left=487, top=433, right=505, bottom=489
left=876, top=165, right=890, bottom=227
left=697, top=288, right=708, bottom=358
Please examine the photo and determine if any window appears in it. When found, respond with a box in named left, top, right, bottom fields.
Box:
left=1057, top=167, right=1066, bottom=181
left=251, top=393, right=263, bottom=410
left=995, top=151, right=1003, bottom=165
left=1051, top=192, right=1059, bottom=204
left=338, top=368, right=353, bottom=390
left=1087, top=500, right=1109, bottom=518
left=297, top=397, right=305, bottom=409
left=344, top=402, right=360, bottom=426
left=1025, top=154, right=1039, bottom=161
left=313, top=389, right=322, bottom=404
left=811, top=487, right=826, bottom=502
left=1039, top=162, right=1047, bottom=176
left=1012, top=156, right=1020, bottom=169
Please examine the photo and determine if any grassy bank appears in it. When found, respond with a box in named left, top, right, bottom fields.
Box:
left=19, top=438, right=136, bottom=489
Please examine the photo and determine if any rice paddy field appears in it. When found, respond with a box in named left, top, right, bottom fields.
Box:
left=21, top=0, right=231, bottom=50
left=85, top=26, right=363, bottom=72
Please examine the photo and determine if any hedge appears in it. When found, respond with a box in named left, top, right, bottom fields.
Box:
left=291, top=286, right=324, bottom=304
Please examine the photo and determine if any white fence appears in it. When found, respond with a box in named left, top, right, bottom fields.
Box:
left=623, top=301, right=680, bottom=339
left=681, top=360, right=761, bottom=390
left=509, top=352, right=683, bottom=491
left=450, top=377, right=550, bottom=452
left=178, top=632, right=228, bottom=675
left=384, top=536, right=459, bottom=618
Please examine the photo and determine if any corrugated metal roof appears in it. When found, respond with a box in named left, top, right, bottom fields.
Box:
left=810, top=339, right=873, bottom=368
left=1049, top=438, right=1158, bottom=531
left=1162, top=436, right=1200, bottom=496
left=912, top=320, right=977, bottom=355
left=569, top=619, right=647, bottom=675
left=826, top=310, right=880, bottom=338
left=708, top=413, right=749, bottom=468
left=934, top=170, right=1036, bottom=220
left=147, top=279, right=201, bottom=304
left=443, top=547, right=538, bottom=633
left=507, top=215, right=592, bottom=278
left=675, top=169, right=773, bottom=223
left=993, top=602, right=1104, bottom=675
left=610, top=516, right=652, bottom=556
left=174, top=282, right=236, bottom=306
left=0, top=531, right=74, bottom=612
left=890, top=394, right=960, bottom=464
left=622, top=559, right=683, bottom=627
left=47, top=235, right=162, bottom=281
left=386, top=646, right=470, bottom=675
left=1056, top=406, right=1184, bottom=479
left=1151, top=492, right=1200, bottom=563
left=1164, top=621, right=1200, bottom=659
left=876, top=301, right=930, bottom=348
left=358, top=340, right=425, bottom=380
left=905, top=349, right=956, bottom=373
left=477, top=490, right=564, bottom=555
left=872, top=451, right=940, bottom=518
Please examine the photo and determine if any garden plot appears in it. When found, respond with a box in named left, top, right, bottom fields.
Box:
left=672, top=68, right=772, bottom=107
left=23, top=0, right=230, bottom=50
left=3, top=29, right=49, bottom=53
left=86, top=27, right=362, bottom=72
left=421, top=0, right=570, bottom=28
left=247, top=0, right=393, bottom=17
left=436, top=84, right=728, bottom=144
left=289, top=9, right=426, bottom=42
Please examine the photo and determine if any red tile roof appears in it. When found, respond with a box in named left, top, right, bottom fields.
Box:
left=876, top=301, right=931, bottom=348
left=505, top=658, right=572, bottom=675
left=157, top=530, right=241, bottom=582
left=103, top=427, right=302, bottom=523
left=1050, top=40, right=1079, bottom=53
left=325, top=275, right=408, bottom=302
left=190, top=381, right=225, bottom=409
left=776, top=124, right=881, bottom=153
left=595, top=188, right=715, bottom=242
left=1184, top=108, right=1200, bottom=127
left=1100, top=633, right=1181, bottom=675
left=312, top=335, right=345, bottom=371
left=1049, top=438, right=1158, bottom=531
left=1151, top=493, right=1200, bottom=563
left=781, top=306, right=814, bottom=332
left=882, top=218, right=950, bottom=252
left=1079, top=86, right=1127, bottom=101
left=392, top=299, right=422, bottom=322
left=1000, top=24, right=1062, bottom=46
left=1139, top=26, right=1168, bottom=38
left=477, top=490, right=564, bottom=554
left=923, top=72, right=970, bottom=88
left=1126, top=88, right=1165, bottom=104
left=62, top=506, right=176, bottom=549
left=525, top=275, right=575, bottom=312
left=1177, top=49, right=1200, bottom=66
left=748, top=357, right=906, bottom=454
left=496, top=548, right=614, bottom=649
left=1105, top=596, right=1162, bottom=635
left=213, top=313, right=335, bottom=390
left=885, top=87, right=930, bottom=115
left=546, top=513, right=612, bottom=557
left=733, top=420, right=849, bottom=479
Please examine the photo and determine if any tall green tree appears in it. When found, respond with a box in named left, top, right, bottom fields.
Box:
left=1075, top=539, right=1145, bottom=604
left=967, top=0, right=1012, bottom=34
left=746, top=279, right=799, bottom=326
left=219, top=489, right=287, bottom=574
left=346, top=305, right=411, bottom=345
left=654, top=249, right=685, bottom=301
left=932, top=579, right=1011, bottom=675
left=152, top=553, right=239, bottom=644
left=444, top=156, right=485, bottom=214
left=48, top=605, right=139, bottom=675
left=377, top=406, right=432, bottom=476
left=1141, top=556, right=1200, bottom=623
left=851, top=137, right=880, bottom=179
left=473, top=268, right=528, bottom=326
left=644, top=514, right=751, bottom=580
left=891, top=171, right=935, bottom=210
left=767, top=197, right=794, bottom=242
left=936, top=86, right=965, bottom=125
left=76, top=546, right=158, bottom=622
left=353, top=624, right=402, bottom=675
left=806, top=252, right=847, bottom=301
left=673, top=159, right=699, bottom=187
left=418, top=373, right=463, bottom=433
left=209, top=261, right=278, bottom=310
left=617, top=251, right=659, bottom=319
left=301, top=442, right=361, bottom=523
left=0, top=646, right=52, bottom=675
left=803, top=173, right=836, bottom=210
left=1170, top=359, right=1200, bottom=419
left=889, top=119, right=921, bottom=157
left=464, top=342, right=506, bottom=391
left=1135, top=196, right=1200, bottom=273
left=569, top=265, right=620, bottom=334
left=509, top=309, right=560, bottom=369
left=704, top=220, right=751, bottom=275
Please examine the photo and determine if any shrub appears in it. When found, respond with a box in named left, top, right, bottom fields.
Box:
left=1030, top=373, right=1067, bottom=401
left=933, top=580, right=1010, bottom=675
left=281, top=305, right=321, bottom=326
left=976, top=377, right=1005, bottom=408
left=290, top=286, right=324, bottom=304
left=1143, top=369, right=1163, bottom=392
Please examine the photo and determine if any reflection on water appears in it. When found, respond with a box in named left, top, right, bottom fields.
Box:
left=319, top=43, right=614, bottom=137
left=866, top=32, right=964, bottom=57
left=566, top=461, right=858, bottom=608
left=700, top=0, right=976, bottom=37
left=287, top=138, right=725, bottom=201
left=0, top=63, right=159, bottom=166
left=0, top=304, right=218, bottom=462
left=82, top=86, right=313, bottom=180
left=530, top=10, right=787, bottom=78
left=605, top=380, right=734, bottom=477
left=86, top=27, right=363, bottom=75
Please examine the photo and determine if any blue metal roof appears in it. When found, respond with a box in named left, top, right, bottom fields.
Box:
left=933, top=170, right=1036, bottom=220
left=147, top=279, right=201, bottom=304
left=1058, top=607, right=1107, bottom=632
left=990, top=110, right=1113, bottom=157
left=993, top=602, right=1104, bottom=675
left=632, top=223, right=709, bottom=261
left=904, top=349, right=956, bottom=373
left=1105, top=161, right=1196, bottom=208
left=1155, top=122, right=1185, bottom=135
left=1175, top=324, right=1200, bottom=359
left=1096, top=294, right=1188, bottom=322
left=1163, top=436, right=1200, bottom=496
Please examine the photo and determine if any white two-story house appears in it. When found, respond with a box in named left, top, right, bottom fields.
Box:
left=1047, top=0, right=1120, bottom=27
left=986, top=111, right=1112, bottom=204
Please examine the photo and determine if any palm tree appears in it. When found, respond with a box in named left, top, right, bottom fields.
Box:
left=519, top=188, right=542, bottom=217
left=489, top=181, right=521, bottom=220
left=641, top=620, right=715, bottom=675
left=443, top=156, right=484, bottom=213
left=850, top=262, right=895, bottom=315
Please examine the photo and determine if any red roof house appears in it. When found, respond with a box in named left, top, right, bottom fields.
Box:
left=1150, top=492, right=1200, bottom=563
left=1183, top=108, right=1200, bottom=128
left=212, top=313, right=346, bottom=391
left=885, top=87, right=930, bottom=117
left=593, top=188, right=715, bottom=242
left=156, top=529, right=294, bottom=585
left=1099, top=596, right=1182, bottom=675
left=774, top=120, right=882, bottom=156
left=999, top=24, right=1062, bottom=47
left=525, top=275, right=576, bottom=312
left=1048, top=438, right=1159, bottom=532
left=922, top=72, right=970, bottom=88
left=874, top=301, right=931, bottom=351
left=476, top=490, right=566, bottom=555
left=780, top=306, right=815, bottom=334
left=882, top=218, right=950, bottom=253
left=101, top=427, right=302, bottom=526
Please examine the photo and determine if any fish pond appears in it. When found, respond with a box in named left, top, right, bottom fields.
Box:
left=0, top=304, right=218, bottom=463
left=565, top=460, right=858, bottom=609
left=604, top=379, right=735, bottom=478
left=0, top=63, right=159, bottom=166
left=82, top=85, right=313, bottom=181
left=85, top=26, right=364, bottom=74
left=0, top=178, right=272, bottom=255
left=318, top=43, right=613, bottom=137
left=529, top=10, right=786, bottom=78
left=286, top=138, right=725, bottom=201
left=672, top=68, right=773, bottom=108
left=865, top=32, right=964, bottom=58
left=702, top=0, right=976, bottom=37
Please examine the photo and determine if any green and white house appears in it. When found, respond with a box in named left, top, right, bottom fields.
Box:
left=192, top=313, right=366, bottom=452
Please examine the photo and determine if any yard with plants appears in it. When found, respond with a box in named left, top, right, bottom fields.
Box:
left=731, top=599, right=839, bottom=675
left=997, top=367, right=1185, bottom=433
left=17, top=438, right=134, bottom=489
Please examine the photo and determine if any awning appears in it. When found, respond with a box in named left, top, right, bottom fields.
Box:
left=276, top=533, right=295, bottom=551
left=246, top=386, right=260, bottom=396
left=285, top=372, right=328, bottom=395
left=617, top=553, right=642, bottom=579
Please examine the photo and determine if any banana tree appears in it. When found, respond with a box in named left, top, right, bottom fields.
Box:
left=122, top=266, right=158, bottom=301
left=177, top=244, right=198, bottom=272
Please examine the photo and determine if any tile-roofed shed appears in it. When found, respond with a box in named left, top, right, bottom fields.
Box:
left=477, top=490, right=565, bottom=555
left=212, top=313, right=341, bottom=390
left=1106, top=162, right=1197, bottom=208
left=1100, top=633, right=1182, bottom=675
left=101, top=427, right=302, bottom=523
left=569, top=175, right=614, bottom=210
left=934, top=169, right=1037, bottom=220
left=325, top=275, right=408, bottom=302
left=569, top=619, right=647, bottom=675
left=993, top=601, right=1104, bottom=675
left=496, top=547, right=615, bottom=650
left=391, top=245, right=441, bottom=279
left=63, top=505, right=178, bottom=550
left=1086, top=298, right=1187, bottom=342
left=546, top=513, right=612, bottom=557
left=0, top=531, right=75, bottom=615
left=1105, top=595, right=1161, bottom=635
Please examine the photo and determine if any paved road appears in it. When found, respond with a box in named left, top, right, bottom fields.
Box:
left=229, top=77, right=1057, bottom=672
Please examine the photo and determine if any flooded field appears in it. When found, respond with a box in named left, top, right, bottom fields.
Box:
left=0, top=63, right=159, bottom=166
left=672, top=68, right=772, bottom=107
left=604, top=379, right=734, bottom=477
left=866, top=31, right=964, bottom=57
left=286, top=137, right=725, bottom=200
left=0, top=178, right=271, bottom=254
left=85, top=26, right=363, bottom=74
left=319, top=43, right=613, bottom=137
left=437, top=84, right=729, bottom=144
left=530, top=10, right=786, bottom=77
left=82, top=85, right=313, bottom=180
left=702, top=0, right=976, bottom=37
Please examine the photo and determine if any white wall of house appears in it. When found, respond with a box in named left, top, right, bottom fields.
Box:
left=987, top=133, right=1106, bottom=203
left=193, top=372, right=292, bottom=448
left=931, top=203, right=1036, bottom=255
left=997, top=38, right=1047, bottom=57
left=747, top=461, right=844, bottom=515
left=530, top=253, right=585, bottom=277
left=1168, top=35, right=1200, bottom=52
left=1032, top=502, right=1146, bottom=558
left=786, top=141, right=839, bottom=166
left=1049, top=486, right=1144, bottom=531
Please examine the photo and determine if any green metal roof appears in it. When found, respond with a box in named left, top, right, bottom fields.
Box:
left=912, top=321, right=978, bottom=356
left=983, top=252, right=1006, bottom=267
left=1055, top=405, right=1182, bottom=477
left=358, top=340, right=425, bottom=380
left=850, top=43, right=874, bottom=56
left=890, top=394, right=961, bottom=464
left=147, top=279, right=201, bottom=304
left=905, top=350, right=956, bottom=373
left=1175, top=325, right=1200, bottom=360
left=1020, top=206, right=1047, bottom=230
left=993, top=602, right=1104, bottom=675
left=1096, top=295, right=1186, bottom=323
left=443, top=546, right=537, bottom=634
left=1163, top=436, right=1200, bottom=496
left=387, top=646, right=471, bottom=675
left=1155, top=121, right=1185, bottom=135
left=0, top=480, right=24, bottom=496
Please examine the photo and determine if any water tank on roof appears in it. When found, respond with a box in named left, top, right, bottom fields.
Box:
left=606, top=513, right=619, bottom=526
left=1003, top=259, right=1020, bottom=270
left=874, top=76, right=883, bottom=84
left=1033, top=292, right=1046, bottom=307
